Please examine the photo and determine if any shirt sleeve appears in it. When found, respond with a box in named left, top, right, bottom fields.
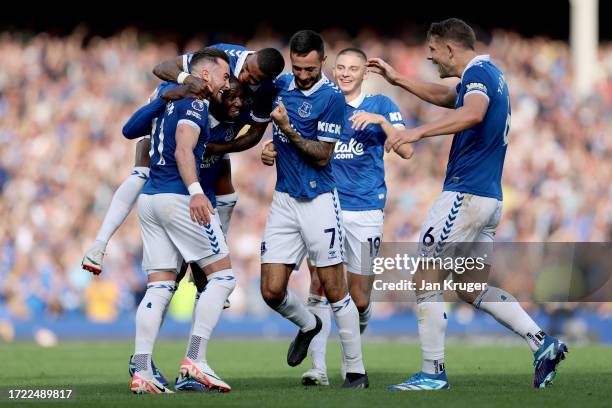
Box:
left=316, top=91, right=344, bottom=142
left=122, top=98, right=166, bottom=139
left=462, top=65, right=492, bottom=102
left=381, top=96, right=406, bottom=128
left=175, top=99, right=209, bottom=135
left=182, top=52, right=193, bottom=74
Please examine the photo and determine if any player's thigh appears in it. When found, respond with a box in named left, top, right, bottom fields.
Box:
left=134, top=137, right=151, bottom=168
left=419, top=192, right=497, bottom=259
left=343, top=209, right=384, bottom=276
left=261, top=191, right=306, bottom=266
left=157, top=194, right=229, bottom=265
left=298, top=190, right=343, bottom=268
left=260, top=263, right=293, bottom=301
left=137, top=194, right=182, bottom=273
left=214, top=158, right=235, bottom=195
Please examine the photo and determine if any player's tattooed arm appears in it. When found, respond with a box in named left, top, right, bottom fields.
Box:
left=153, top=55, right=208, bottom=97
left=271, top=101, right=334, bottom=168
left=206, top=121, right=269, bottom=155
left=367, top=58, right=457, bottom=108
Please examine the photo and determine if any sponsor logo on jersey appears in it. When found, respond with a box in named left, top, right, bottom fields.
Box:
left=298, top=102, right=312, bottom=118
left=187, top=110, right=202, bottom=120
left=388, top=112, right=403, bottom=122
left=200, top=155, right=221, bottom=169
left=318, top=121, right=341, bottom=135
left=334, top=138, right=364, bottom=159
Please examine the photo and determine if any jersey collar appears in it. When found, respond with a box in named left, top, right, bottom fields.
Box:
left=461, top=54, right=490, bottom=81
left=209, top=114, right=220, bottom=129
left=347, top=92, right=366, bottom=108
left=234, top=50, right=255, bottom=78
left=287, top=73, right=328, bottom=97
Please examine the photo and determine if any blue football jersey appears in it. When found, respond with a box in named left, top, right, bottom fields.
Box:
left=443, top=55, right=510, bottom=201
left=333, top=93, right=405, bottom=210
left=199, top=112, right=249, bottom=207
left=182, top=43, right=278, bottom=123
left=272, top=73, right=344, bottom=199
left=141, top=98, right=211, bottom=195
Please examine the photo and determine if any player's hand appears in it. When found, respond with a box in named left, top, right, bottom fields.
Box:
left=394, top=143, right=414, bottom=160
left=271, top=100, right=291, bottom=132
left=261, top=140, right=277, bottom=166
left=384, top=128, right=423, bottom=152
left=183, top=75, right=208, bottom=99
left=350, top=112, right=384, bottom=130
left=367, top=58, right=399, bottom=85
left=189, top=194, right=215, bottom=226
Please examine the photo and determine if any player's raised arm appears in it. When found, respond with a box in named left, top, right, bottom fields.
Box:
left=153, top=54, right=209, bottom=97
left=272, top=100, right=335, bottom=169
left=367, top=58, right=457, bottom=108
left=175, top=121, right=214, bottom=225
left=385, top=92, right=489, bottom=152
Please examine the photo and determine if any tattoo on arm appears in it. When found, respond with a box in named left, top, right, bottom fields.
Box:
left=283, top=126, right=334, bottom=168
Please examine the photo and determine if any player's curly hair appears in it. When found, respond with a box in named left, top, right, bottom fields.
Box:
left=427, top=18, right=476, bottom=50
left=256, top=48, right=285, bottom=80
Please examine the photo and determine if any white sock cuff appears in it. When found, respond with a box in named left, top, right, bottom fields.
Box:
left=474, top=286, right=516, bottom=308
left=330, top=294, right=355, bottom=315
left=216, top=192, right=238, bottom=206
left=307, top=294, right=329, bottom=307
left=206, top=269, right=236, bottom=289
left=416, top=290, right=444, bottom=304
left=146, top=280, right=177, bottom=299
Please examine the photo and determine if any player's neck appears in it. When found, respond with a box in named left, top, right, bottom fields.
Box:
left=456, top=51, right=478, bottom=77
left=344, top=89, right=362, bottom=104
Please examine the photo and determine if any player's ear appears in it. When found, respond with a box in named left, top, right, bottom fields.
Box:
left=200, top=67, right=209, bottom=82
left=322, top=55, right=327, bottom=66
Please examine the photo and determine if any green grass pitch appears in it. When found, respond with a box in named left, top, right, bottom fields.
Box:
left=0, top=340, right=609, bottom=407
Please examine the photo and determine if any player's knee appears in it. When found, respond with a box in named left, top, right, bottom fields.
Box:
left=261, top=285, right=285, bottom=307
left=352, top=295, right=370, bottom=313
left=456, top=288, right=479, bottom=304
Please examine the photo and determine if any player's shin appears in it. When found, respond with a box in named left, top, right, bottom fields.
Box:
left=473, top=286, right=545, bottom=352
left=273, top=290, right=317, bottom=332
left=186, top=269, right=236, bottom=362
left=134, top=279, right=176, bottom=374
left=306, top=294, right=331, bottom=371
left=417, top=291, right=447, bottom=374
left=330, top=294, right=365, bottom=374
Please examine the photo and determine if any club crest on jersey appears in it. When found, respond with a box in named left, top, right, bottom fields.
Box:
left=225, top=128, right=235, bottom=141
left=260, top=241, right=267, bottom=255
left=192, top=100, right=205, bottom=112
left=298, top=102, right=312, bottom=118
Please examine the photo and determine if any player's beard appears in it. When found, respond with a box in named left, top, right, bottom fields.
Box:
left=296, top=73, right=321, bottom=90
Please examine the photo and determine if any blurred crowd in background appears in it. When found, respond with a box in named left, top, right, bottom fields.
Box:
left=0, top=28, right=610, bottom=333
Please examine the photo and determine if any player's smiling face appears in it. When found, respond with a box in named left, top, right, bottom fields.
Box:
left=333, top=53, right=367, bottom=95
left=291, top=50, right=325, bottom=90
left=221, top=80, right=245, bottom=120
left=427, top=36, right=454, bottom=78
left=204, top=60, right=231, bottom=104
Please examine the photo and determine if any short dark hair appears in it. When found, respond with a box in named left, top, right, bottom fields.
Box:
left=189, top=47, right=231, bottom=74
left=289, top=30, right=324, bottom=59
left=427, top=18, right=476, bottom=50
left=337, top=47, right=367, bottom=62
left=256, top=48, right=285, bottom=79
